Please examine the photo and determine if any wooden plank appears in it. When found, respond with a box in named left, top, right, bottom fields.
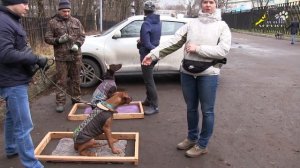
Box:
left=68, top=101, right=144, bottom=120
left=50, top=132, right=73, bottom=139
left=34, top=132, right=51, bottom=155
left=37, top=155, right=137, bottom=162
left=134, top=132, right=139, bottom=165
left=34, top=132, right=139, bottom=164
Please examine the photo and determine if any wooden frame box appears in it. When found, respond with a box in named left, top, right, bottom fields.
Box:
left=35, top=132, right=139, bottom=165
left=68, top=101, right=144, bottom=120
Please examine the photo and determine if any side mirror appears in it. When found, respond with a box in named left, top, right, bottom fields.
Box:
left=112, top=30, right=121, bottom=39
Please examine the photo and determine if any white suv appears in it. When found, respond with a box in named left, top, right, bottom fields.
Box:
left=80, top=15, right=188, bottom=87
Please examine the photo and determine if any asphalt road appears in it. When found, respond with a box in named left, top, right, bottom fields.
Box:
left=0, top=32, right=300, bottom=168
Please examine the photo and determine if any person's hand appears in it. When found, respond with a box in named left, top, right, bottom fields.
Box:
left=57, top=33, right=70, bottom=44
left=185, top=42, right=197, bottom=53
left=136, top=38, right=141, bottom=49
left=71, top=44, right=79, bottom=52
left=36, top=56, right=48, bottom=69
left=142, top=54, right=153, bottom=66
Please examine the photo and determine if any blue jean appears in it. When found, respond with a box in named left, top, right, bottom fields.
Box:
left=0, top=85, right=43, bottom=168
left=141, top=61, right=158, bottom=108
left=291, top=34, right=296, bottom=44
left=181, top=73, right=218, bottom=148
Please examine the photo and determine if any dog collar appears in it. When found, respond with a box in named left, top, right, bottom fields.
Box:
left=96, top=102, right=115, bottom=111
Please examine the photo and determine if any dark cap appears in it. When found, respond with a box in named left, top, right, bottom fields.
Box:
left=2, top=0, right=28, bottom=6
left=58, top=0, right=71, bottom=10
left=144, top=1, right=155, bottom=11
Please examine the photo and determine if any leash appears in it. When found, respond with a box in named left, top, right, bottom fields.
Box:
left=80, top=61, right=103, bottom=83
left=38, top=58, right=97, bottom=108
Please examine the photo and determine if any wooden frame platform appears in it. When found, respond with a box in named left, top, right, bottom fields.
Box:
left=34, top=132, right=139, bottom=165
left=68, top=101, right=144, bottom=120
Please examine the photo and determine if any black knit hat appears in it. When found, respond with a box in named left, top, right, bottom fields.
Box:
left=58, top=0, right=71, bottom=10
left=2, top=0, right=28, bottom=6
left=144, top=1, right=155, bottom=11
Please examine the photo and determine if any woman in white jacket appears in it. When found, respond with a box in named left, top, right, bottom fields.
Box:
left=142, top=0, right=231, bottom=158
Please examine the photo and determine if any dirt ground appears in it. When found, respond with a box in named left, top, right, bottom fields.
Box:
left=0, top=32, right=300, bottom=168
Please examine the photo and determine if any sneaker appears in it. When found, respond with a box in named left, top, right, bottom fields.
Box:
left=56, top=105, right=65, bottom=113
left=177, top=138, right=196, bottom=150
left=144, top=106, right=159, bottom=115
left=185, top=145, right=208, bottom=158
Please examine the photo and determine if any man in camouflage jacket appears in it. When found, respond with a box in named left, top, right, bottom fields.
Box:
left=45, top=0, right=85, bottom=112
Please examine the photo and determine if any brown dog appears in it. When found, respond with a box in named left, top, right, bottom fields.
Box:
left=73, top=91, right=132, bottom=156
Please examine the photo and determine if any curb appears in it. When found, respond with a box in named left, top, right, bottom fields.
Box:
left=231, top=29, right=299, bottom=42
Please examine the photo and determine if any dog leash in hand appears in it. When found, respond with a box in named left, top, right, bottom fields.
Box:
left=38, top=59, right=91, bottom=106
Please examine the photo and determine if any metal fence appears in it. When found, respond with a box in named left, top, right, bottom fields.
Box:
left=21, top=17, right=49, bottom=48
left=21, top=15, right=118, bottom=50
left=222, top=1, right=300, bottom=35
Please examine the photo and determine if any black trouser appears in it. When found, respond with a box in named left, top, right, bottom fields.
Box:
left=141, top=61, right=158, bottom=108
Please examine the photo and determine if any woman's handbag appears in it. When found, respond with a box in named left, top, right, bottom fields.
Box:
left=182, top=58, right=227, bottom=73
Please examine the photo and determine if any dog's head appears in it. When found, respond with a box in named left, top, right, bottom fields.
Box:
left=111, top=91, right=132, bottom=105
left=103, top=64, right=122, bottom=80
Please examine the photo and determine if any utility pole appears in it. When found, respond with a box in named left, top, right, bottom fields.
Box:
left=131, top=1, right=135, bottom=16
left=99, top=0, right=103, bottom=32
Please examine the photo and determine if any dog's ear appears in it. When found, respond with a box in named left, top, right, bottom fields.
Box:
left=103, top=64, right=122, bottom=80
left=109, top=64, right=122, bottom=72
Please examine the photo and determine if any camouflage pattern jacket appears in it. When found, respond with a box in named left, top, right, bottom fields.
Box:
left=45, top=14, right=85, bottom=61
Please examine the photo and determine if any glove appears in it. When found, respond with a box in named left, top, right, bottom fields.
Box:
left=57, top=33, right=69, bottom=44
left=36, top=56, right=48, bottom=69
left=71, top=44, right=79, bottom=52
left=24, top=64, right=39, bottom=76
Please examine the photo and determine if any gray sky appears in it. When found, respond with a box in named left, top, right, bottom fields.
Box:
left=158, top=0, right=185, bottom=7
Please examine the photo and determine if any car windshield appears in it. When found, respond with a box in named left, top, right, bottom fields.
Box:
left=99, top=19, right=129, bottom=36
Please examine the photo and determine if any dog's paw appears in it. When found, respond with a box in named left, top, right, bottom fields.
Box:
left=80, top=150, right=97, bottom=157
left=112, top=138, right=119, bottom=144
left=111, top=147, right=122, bottom=154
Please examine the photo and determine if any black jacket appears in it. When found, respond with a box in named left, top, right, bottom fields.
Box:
left=0, top=6, right=38, bottom=87
left=139, top=13, right=162, bottom=61
left=287, top=21, right=299, bottom=35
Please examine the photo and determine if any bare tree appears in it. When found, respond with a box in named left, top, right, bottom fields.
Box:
left=47, top=0, right=57, bottom=17
left=186, top=0, right=200, bottom=17
left=36, top=0, right=45, bottom=17
left=219, top=0, right=229, bottom=9
left=251, top=0, right=270, bottom=8
left=134, top=0, right=142, bottom=15
left=164, top=4, right=186, bottom=11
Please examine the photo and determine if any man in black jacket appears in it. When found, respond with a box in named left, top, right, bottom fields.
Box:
left=287, top=17, right=299, bottom=45
left=138, top=1, right=162, bottom=115
left=0, top=0, right=46, bottom=167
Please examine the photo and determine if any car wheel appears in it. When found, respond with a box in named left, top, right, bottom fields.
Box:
left=80, top=58, right=101, bottom=88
